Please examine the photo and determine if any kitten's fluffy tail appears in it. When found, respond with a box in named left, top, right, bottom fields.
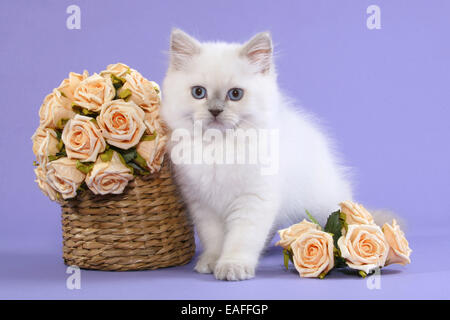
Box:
left=370, top=209, right=407, bottom=230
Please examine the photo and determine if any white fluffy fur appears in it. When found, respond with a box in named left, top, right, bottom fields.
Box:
left=161, top=29, right=353, bottom=281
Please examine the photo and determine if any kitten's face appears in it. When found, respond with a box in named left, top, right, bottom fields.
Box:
left=162, top=29, right=278, bottom=132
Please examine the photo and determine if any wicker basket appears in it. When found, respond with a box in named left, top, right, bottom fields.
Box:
left=60, top=160, right=195, bottom=271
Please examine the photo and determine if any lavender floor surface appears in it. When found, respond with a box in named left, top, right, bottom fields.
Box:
left=0, top=229, right=448, bottom=300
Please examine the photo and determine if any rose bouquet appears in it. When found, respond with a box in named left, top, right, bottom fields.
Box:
left=31, top=63, right=196, bottom=271
left=277, top=201, right=412, bottom=278
left=32, top=63, right=168, bottom=201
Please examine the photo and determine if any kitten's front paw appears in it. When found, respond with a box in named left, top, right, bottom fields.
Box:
left=194, top=253, right=218, bottom=274
left=214, top=260, right=255, bottom=281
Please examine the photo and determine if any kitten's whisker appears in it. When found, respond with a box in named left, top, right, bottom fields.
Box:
left=234, top=117, right=259, bottom=129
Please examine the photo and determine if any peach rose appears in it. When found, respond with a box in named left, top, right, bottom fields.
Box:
left=100, top=62, right=131, bottom=78
left=291, top=230, right=335, bottom=278
left=31, top=127, right=60, bottom=165
left=136, top=136, right=167, bottom=174
left=338, top=224, right=389, bottom=273
left=39, top=90, right=75, bottom=129
left=73, top=73, right=115, bottom=112
left=118, top=70, right=160, bottom=112
left=276, top=219, right=320, bottom=250
left=340, top=200, right=375, bottom=225
left=61, top=114, right=106, bottom=162
left=143, top=109, right=167, bottom=136
left=135, top=109, right=168, bottom=173
left=57, top=70, right=89, bottom=101
left=85, top=151, right=134, bottom=195
left=45, top=158, right=85, bottom=199
left=382, top=219, right=412, bottom=266
left=97, top=100, right=146, bottom=149
left=34, top=166, right=58, bottom=201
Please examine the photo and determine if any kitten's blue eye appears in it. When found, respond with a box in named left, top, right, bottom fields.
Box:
left=227, top=88, right=244, bottom=101
left=191, top=86, right=207, bottom=99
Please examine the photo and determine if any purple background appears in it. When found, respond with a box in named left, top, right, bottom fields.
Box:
left=1, top=0, right=449, bottom=299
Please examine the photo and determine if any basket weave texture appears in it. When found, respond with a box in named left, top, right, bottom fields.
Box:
left=61, top=160, right=195, bottom=271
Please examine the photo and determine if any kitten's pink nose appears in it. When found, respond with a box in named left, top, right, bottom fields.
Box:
left=209, top=109, right=223, bottom=117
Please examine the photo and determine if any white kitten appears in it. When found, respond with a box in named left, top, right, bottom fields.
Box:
left=161, top=29, right=353, bottom=281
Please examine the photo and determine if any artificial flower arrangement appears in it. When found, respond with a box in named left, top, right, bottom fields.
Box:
left=32, top=63, right=168, bottom=201
left=31, top=63, right=196, bottom=271
left=277, top=201, right=412, bottom=278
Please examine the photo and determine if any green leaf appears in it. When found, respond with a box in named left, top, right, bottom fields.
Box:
left=57, top=150, right=66, bottom=157
left=56, top=147, right=67, bottom=157
left=90, top=118, right=98, bottom=125
left=48, top=147, right=67, bottom=162
left=324, top=210, right=344, bottom=248
left=100, top=149, right=114, bottom=162
left=72, top=104, right=98, bottom=117
left=283, top=249, right=290, bottom=270
left=56, top=139, right=64, bottom=151
left=134, top=152, right=148, bottom=169
left=71, top=104, right=82, bottom=113
left=318, top=271, right=327, bottom=279
left=141, top=132, right=157, bottom=141
left=127, top=161, right=149, bottom=176
left=48, top=155, right=59, bottom=162
left=116, top=152, right=127, bottom=165
left=333, top=249, right=347, bottom=269
left=305, top=209, right=321, bottom=227
left=77, top=182, right=87, bottom=193
left=75, top=161, right=95, bottom=174
left=33, top=161, right=39, bottom=167
left=111, top=149, right=138, bottom=175
left=358, top=270, right=367, bottom=278
left=82, top=108, right=94, bottom=116
left=111, top=73, right=126, bottom=89
left=120, top=148, right=137, bottom=163
left=55, top=129, right=63, bottom=140
left=108, top=146, right=137, bottom=163
left=118, top=88, right=132, bottom=100
left=125, top=163, right=134, bottom=175
left=56, top=118, right=69, bottom=129
left=339, top=211, right=348, bottom=232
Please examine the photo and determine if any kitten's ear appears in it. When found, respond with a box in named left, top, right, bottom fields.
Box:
left=240, top=32, right=273, bottom=74
left=169, top=28, right=201, bottom=70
